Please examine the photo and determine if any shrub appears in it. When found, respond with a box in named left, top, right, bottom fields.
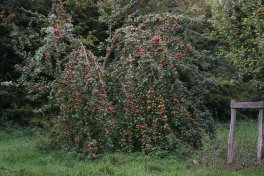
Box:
left=19, top=1, right=214, bottom=158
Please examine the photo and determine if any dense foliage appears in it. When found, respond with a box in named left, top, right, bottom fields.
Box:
left=1, top=0, right=263, bottom=158
left=210, top=0, right=264, bottom=100
left=212, top=0, right=263, bottom=79
left=16, top=0, right=215, bottom=158
left=0, top=0, right=51, bottom=125
left=202, top=0, right=264, bottom=120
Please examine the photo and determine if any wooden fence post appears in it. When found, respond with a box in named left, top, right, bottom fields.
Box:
left=257, top=109, right=263, bottom=161
left=227, top=108, right=236, bottom=164
left=228, top=100, right=264, bottom=163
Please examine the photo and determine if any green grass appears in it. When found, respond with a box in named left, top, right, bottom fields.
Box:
left=0, top=121, right=264, bottom=176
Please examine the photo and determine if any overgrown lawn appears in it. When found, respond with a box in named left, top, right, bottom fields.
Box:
left=0, top=120, right=263, bottom=176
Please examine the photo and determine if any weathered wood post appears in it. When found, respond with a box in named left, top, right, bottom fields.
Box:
left=227, top=101, right=237, bottom=164
left=228, top=100, right=264, bottom=163
left=257, top=109, right=263, bottom=161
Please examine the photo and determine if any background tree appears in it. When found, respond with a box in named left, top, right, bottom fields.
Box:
left=0, top=0, right=52, bottom=125
left=200, top=0, right=264, bottom=121
left=210, top=0, right=264, bottom=99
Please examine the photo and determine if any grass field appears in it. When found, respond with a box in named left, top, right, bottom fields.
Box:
left=0, top=120, right=264, bottom=176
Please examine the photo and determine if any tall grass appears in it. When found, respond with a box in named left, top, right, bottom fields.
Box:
left=0, top=121, right=264, bottom=176
left=196, top=119, right=263, bottom=170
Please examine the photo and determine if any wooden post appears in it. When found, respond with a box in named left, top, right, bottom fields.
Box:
left=227, top=108, right=236, bottom=163
left=257, top=109, right=263, bottom=161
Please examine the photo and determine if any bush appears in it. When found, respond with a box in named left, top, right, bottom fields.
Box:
left=19, top=1, right=214, bottom=158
